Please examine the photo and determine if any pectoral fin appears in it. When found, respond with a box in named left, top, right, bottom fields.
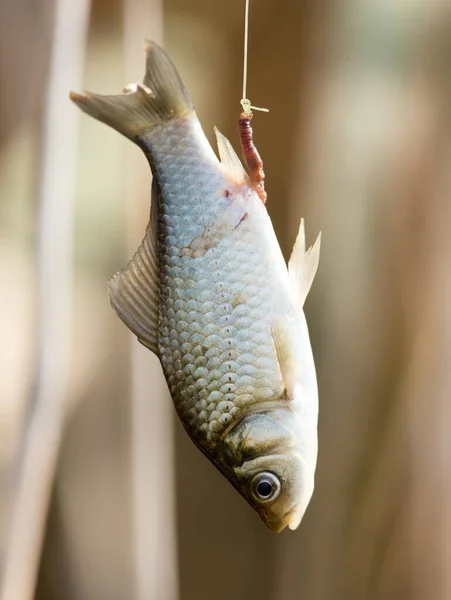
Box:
left=288, top=219, right=321, bottom=308
left=271, top=319, right=298, bottom=401
left=108, top=217, right=159, bottom=354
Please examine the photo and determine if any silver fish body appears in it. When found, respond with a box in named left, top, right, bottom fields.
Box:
left=71, top=42, right=320, bottom=532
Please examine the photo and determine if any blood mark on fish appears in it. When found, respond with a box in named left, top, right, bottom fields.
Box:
left=235, top=212, right=248, bottom=228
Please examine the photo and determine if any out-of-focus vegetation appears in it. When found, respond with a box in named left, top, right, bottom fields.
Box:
left=1, top=0, right=450, bottom=599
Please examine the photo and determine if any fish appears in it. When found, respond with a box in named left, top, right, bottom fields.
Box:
left=70, top=41, right=321, bottom=532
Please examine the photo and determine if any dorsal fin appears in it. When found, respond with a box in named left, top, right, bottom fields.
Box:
left=288, top=219, right=321, bottom=308
left=108, top=217, right=159, bottom=354
left=214, top=126, right=248, bottom=183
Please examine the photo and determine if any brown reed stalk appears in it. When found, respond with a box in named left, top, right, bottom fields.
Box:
left=0, top=1, right=91, bottom=598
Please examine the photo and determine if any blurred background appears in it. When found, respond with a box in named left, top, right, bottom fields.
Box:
left=1, top=0, right=450, bottom=599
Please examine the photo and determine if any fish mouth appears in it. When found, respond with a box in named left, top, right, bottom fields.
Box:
left=259, top=506, right=301, bottom=533
left=287, top=509, right=303, bottom=531
left=265, top=521, right=287, bottom=533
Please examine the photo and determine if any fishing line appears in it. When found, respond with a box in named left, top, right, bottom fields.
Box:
left=241, top=0, right=269, bottom=117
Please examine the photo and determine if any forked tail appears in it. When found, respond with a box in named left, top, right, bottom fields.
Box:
left=70, top=41, right=194, bottom=141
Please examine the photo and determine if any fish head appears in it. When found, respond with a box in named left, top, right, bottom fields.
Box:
left=217, top=408, right=317, bottom=532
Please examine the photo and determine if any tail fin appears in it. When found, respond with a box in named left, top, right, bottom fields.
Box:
left=70, top=41, right=194, bottom=140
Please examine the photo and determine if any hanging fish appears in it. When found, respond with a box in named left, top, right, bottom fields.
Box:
left=70, top=42, right=320, bottom=532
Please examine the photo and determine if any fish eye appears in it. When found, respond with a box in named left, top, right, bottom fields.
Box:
left=250, top=472, right=281, bottom=504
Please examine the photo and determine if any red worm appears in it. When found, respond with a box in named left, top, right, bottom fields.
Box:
left=239, top=114, right=267, bottom=204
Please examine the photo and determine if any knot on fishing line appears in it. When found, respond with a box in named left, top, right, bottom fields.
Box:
left=240, top=98, right=269, bottom=118
left=240, top=98, right=253, bottom=117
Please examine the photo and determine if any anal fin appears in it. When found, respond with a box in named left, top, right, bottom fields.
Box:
left=214, top=126, right=248, bottom=184
left=108, top=220, right=159, bottom=354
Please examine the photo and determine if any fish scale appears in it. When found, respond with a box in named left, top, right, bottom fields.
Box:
left=153, top=130, right=286, bottom=446
left=70, top=41, right=321, bottom=532
left=142, top=120, right=286, bottom=446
